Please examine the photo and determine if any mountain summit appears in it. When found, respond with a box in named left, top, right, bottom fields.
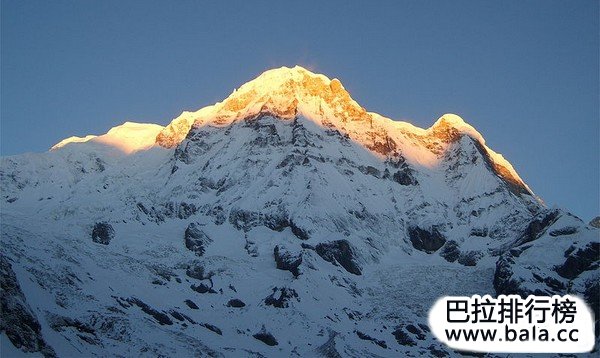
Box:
left=56, top=65, right=531, bottom=196
left=2, top=66, right=597, bottom=357
left=155, top=66, right=370, bottom=148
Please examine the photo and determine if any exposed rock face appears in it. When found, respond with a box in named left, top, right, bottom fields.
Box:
left=392, top=327, right=416, bottom=347
left=0, top=255, right=56, bottom=357
left=253, top=327, right=278, bottom=346
left=264, top=287, right=298, bottom=308
left=589, top=216, right=600, bottom=228
left=226, top=299, right=246, bottom=308
left=273, top=245, right=302, bottom=277
left=513, top=209, right=560, bottom=246
left=457, top=250, right=483, bottom=267
left=408, top=226, right=446, bottom=253
left=439, top=240, right=460, bottom=262
left=493, top=211, right=598, bottom=320
left=392, top=165, right=418, bottom=186
left=91, top=222, right=114, bottom=245
left=355, top=330, right=387, bottom=348
left=314, top=240, right=362, bottom=275
left=555, top=242, right=599, bottom=280
left=123, top=297, right=173, bottom=325
left=184, top=223, right=212, bottom=256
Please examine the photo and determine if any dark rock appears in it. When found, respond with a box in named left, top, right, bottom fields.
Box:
left=355, top=330, right=387, bottom=348
left=253, top=327, right=278, bottom=346
left=191, top=283, right=216, bottom=294
left=405, top=324, right=426, bottom=340
left=125, top=297, right=173, bottom=325
left=273, top=245, right=302, bottom=277
left=289, top=219, right=310, bottom=240
left=0, top=255, right=56, bottom=357
left=392, top=164, right=418, bottom=186
left=226, top=299, right=246, bottom=308
left=408, top=226, right=446, bottom=253
left=493, top=255, right=527, bottom=297
left=469, top=227, right=488, bottom=237
left=457, top=251, right=483, bottom=267
left=207, top=205, right=226, bottom=225
left=515, top=210, right=561, bottom=246
left=158, top=201, right=198, bottom=220
left=392, top=327, right=416, bottom=346
left=91, top=222, right=114, bottom=245
left=185, top=263, right=212, bottom=280
left=439, top=240, right=460, bottom=262
left=180, top=313, right=196, bottom=325
left=315, top=240, right=362, bottom=275
left=358, top=165, right=381, bottom=178
left=244, top=238, right=259, bottom=257
left=555, top=242, right=599, bottom=280
left=169, top=310, right=185, bottom=321
left=201, top=323, right=222, bottom=335
left=589, top=216, right=600, bottom=228
left=316, top=330, right=343, bottom=358
left=184, top=223, right=212, bottom=256
left=184, top=299, right=199, bottom=309
left=549, top=226, right=578, bottom=237
left=264, top=287, right=298, bottom=308
left=228, top=208, right=259, bottom=231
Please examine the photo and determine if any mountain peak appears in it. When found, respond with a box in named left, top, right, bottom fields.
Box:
left=155, top=66, right=369, bottom=147
left=218, top=65, right=365, bottom=121
left=431, top=114, right=484, bottom=144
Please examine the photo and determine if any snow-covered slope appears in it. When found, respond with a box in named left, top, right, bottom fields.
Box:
left=1, top=66, right=597, bottom=357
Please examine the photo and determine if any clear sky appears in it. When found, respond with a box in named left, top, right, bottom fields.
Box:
left=1, top=0, right=598, bottom=220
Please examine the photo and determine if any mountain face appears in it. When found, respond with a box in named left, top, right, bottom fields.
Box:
left=1, top=66, right=598, bottom=357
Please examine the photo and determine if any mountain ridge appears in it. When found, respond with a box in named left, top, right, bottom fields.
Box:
left=51, top=65, right=533, bottom=197
left=1, top=66, right=597, bottom=357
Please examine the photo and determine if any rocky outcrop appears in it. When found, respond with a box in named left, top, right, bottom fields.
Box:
left=408, top=226, right=446, bottom=253
left=355, top=330, right=387, bottom=349
left=226, top=299, right=246, bottom=308
left=264, top=287, right=298, bottom=308
left=0, top=255, right=56, bottom=357
left=391, top=164, right=418, bottom=186
left=439, top=240, right=460, bottom=262
left=273, top=245, right=302, bottom=277
left=314, top=240, right=362, bottom=275
left=229, top=209, right=310, bottom=240
left=136, top=201, right=198, bottom=222
left=457, top=250, right=483, bottom=267
left=493, top=251, right=534, bottom=297
left=513, top=210, right=560, bottom=246
left=200, top=323, right=222, bottom=335
left=184, top=223, right=212, bottom=256
left=392, top=327, right=416, bottom=347
left=91, top=222, right=114, bottom=245
left=555, top=242, right=599, bottom=280
left=122, top=297, right=173, bottom=325
left=253, top=326, right=278, bottom=346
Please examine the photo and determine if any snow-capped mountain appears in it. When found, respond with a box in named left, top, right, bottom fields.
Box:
left=1, top=66, right=597, bottom=357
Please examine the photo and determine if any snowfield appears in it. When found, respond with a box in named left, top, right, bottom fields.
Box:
left=1, top=66, right=598, bottom=357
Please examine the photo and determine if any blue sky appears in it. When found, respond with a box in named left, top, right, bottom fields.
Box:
left=1, top=0, right=598, bottom=220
